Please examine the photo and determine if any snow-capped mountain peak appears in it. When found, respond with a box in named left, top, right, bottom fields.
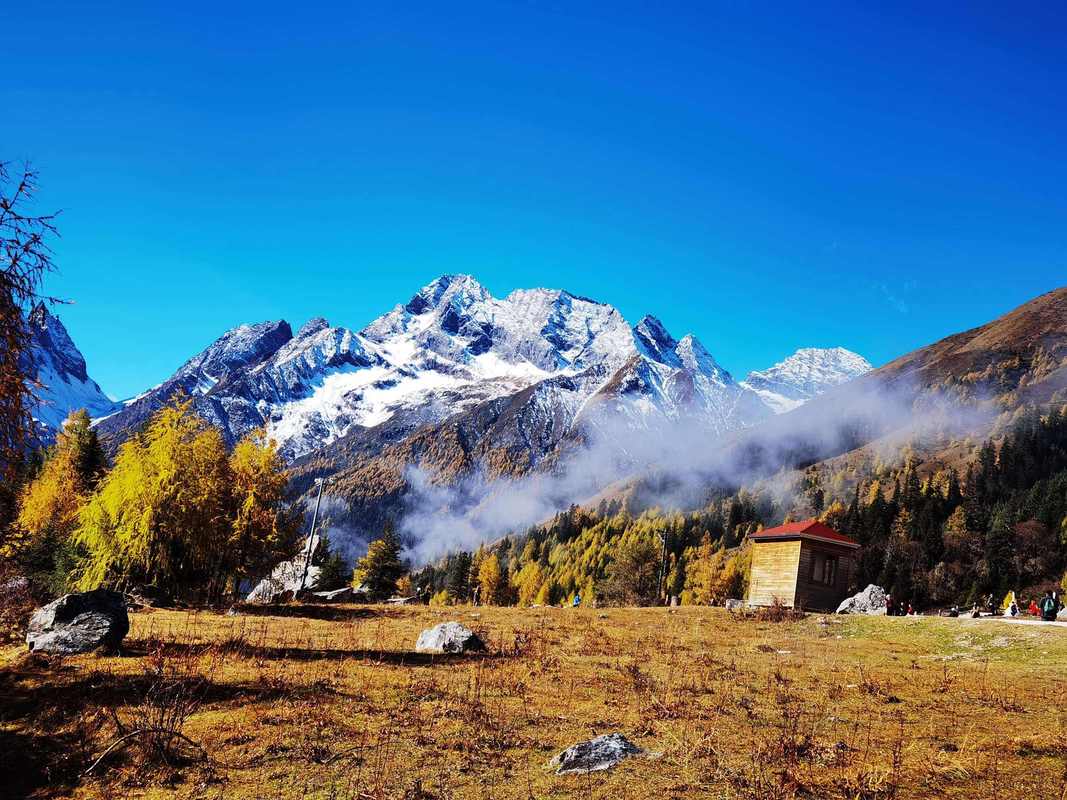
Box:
left=675, top=334, right=729, bottom=382
left=408, top=273, right=489, bottom=314
left=633, top=315, right=681, bottom=367
left=741, top=346, right=873, bottom=413
left=172, top=319, right=293, bottom=395
left=22, top=305, right=119, bottom=437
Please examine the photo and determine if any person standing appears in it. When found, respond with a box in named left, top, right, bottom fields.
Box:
left=1039, top=590, right=1058, bottom=622
left=885, top=593, right=894, bottom=616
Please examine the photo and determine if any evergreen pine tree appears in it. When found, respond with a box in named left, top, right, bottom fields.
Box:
left=353, top=525, right=406, bottom=600
left=446, top=551, right=472, bottom=601
left=983, top=507, right=1015, bottom=594
left=312, top=531, right=349, bottom=591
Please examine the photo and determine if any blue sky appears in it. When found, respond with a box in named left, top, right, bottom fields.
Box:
left=6, top=1, right=1065, bottom=399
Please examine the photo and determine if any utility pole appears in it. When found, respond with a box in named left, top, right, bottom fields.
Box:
left=657, top=530, right=669, bottom=605
left=298, top=477, right=326, bottom=595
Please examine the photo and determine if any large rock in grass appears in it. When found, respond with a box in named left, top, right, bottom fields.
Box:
left=549, top=733, right=643, bottom=775
left=246, top=558, right=320, bottom=603
left=415, top=622, right=485, bottom=654
left=836, top=584, right=887, bottom=615
left=26, top=589, right=129, bottom=655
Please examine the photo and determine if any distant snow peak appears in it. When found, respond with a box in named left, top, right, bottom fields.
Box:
left=675, top=334, right=728, bottom=381
left=741, top=347, right=872, bottom=414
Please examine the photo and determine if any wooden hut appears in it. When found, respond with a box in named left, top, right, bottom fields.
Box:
left=746, top=520, right=859, bottom=611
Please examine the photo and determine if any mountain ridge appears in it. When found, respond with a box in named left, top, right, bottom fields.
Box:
left=93, top=274, right=869, bottom=461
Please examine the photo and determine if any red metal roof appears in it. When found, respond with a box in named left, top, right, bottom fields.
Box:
left=749, top=519, right=860, bottom=548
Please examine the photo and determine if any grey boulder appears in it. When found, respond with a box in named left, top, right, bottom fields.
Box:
left=725, top=598, right=744, bottom=611
left=415, top=622, right=485, bottom=654
left=246, top=558, right=320, bottom=604
left=549, top=733, right=643, bottom=775
left=836, top=584, right=888, bottom=615
left=26, top=589, right=129, bottom=655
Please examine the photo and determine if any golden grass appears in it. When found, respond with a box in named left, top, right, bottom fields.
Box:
left=2, top=605, right=1066, bottom=799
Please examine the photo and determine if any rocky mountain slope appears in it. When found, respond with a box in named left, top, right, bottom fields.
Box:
left=22, top=305, right=119, bottom=441
left=873, top=286, right=1067, bottom=407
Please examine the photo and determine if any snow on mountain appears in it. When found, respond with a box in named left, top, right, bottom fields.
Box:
left=362, top=275, right=634, bottom=375
left=577, top=316, right=771, bottom=441
left=22, top=305, right=120, bottom=438
left=741, top=347, right=873, bottom=413
left=269, top=276, right=772, bottom=458
left=95, top=276, right=871, bottom=468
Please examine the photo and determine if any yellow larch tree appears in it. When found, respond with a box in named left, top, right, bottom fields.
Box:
left=477, top=552, right=504, bottom=605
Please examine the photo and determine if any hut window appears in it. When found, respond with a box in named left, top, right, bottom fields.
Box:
left=810, top=553, right=838, bottom=586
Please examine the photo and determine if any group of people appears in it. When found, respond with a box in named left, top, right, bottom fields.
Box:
left=896, top=589, right=1064, bottom=621
left=1004, top=590, right=1062, bottom=621
left=884, top=594, right=914, bottom=616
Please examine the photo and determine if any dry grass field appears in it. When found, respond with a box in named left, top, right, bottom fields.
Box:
left=2, top=604, right=1066, bottom=800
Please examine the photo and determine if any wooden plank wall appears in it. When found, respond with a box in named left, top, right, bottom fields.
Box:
left=794, top=541, right=857, bottom=611
left=747, top=540, right=801, bottom=607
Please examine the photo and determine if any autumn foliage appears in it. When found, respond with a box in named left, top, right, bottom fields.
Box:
left=9, top=399, right=299, bottom=603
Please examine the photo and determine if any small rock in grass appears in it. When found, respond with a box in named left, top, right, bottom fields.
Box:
left=415, top=622, right=485, bottom=654
left=549, top=733, right=643, bottom=775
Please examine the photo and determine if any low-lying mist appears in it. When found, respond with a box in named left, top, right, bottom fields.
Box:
left=394, top=374, right=986, bottom=564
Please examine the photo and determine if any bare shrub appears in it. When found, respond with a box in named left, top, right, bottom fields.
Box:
left=734, top=599, right=807, bottom=623
left=85, top=643, right=219, bottom=778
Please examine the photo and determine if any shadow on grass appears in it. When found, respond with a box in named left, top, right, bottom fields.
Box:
left=0, top=725, right=86, bottom=800
left=122, top=639, right=494, bottom=667
left=0, top=657, right=308, bottom=796
left=0, top=658, right=299, bottom=721
left=227, top=603, right=390, bottom=622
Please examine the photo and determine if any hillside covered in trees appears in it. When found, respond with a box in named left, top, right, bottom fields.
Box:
left=411, top=404, right=1067, bottom=610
